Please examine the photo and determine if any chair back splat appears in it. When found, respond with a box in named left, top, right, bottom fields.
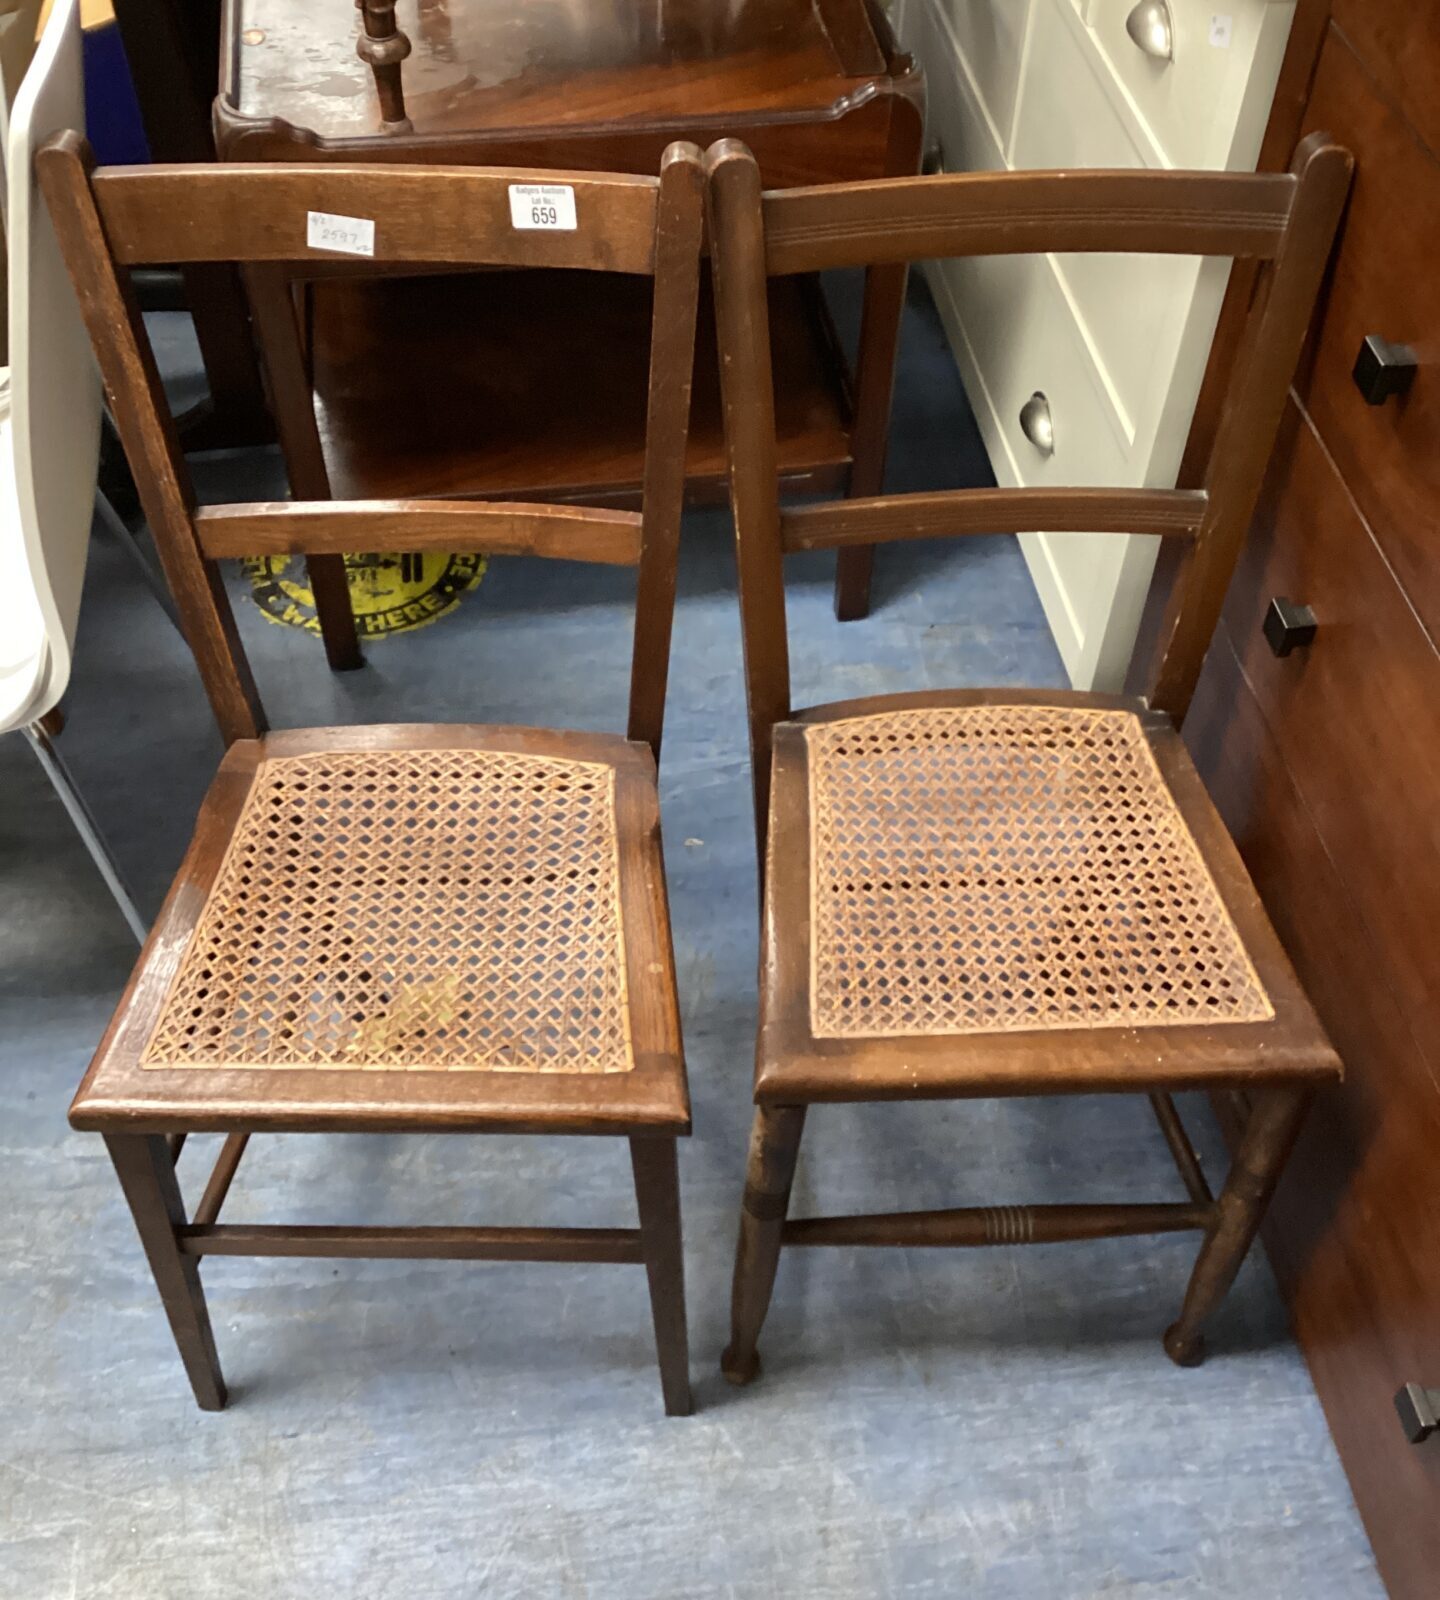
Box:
left=38, top=136, right=706, bottom=756
left=704, top=137, right=1352, bottom=839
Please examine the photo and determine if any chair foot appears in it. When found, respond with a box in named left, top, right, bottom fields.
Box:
left=104, top=1134, right=228, bottom=1411
left=630, top=1136, right=692, bottom=1418
left=1165, top=1087, right=1310, bottom=1366
left=725, top=1105, right=806, bottom=1387
left=720, top=1344, right=761, bottom=1386
left=1163, top=1324, right=1206, bottom=1368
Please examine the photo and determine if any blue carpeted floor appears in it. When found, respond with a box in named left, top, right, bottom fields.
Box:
left=0, top=279, right=1382, bottom=1597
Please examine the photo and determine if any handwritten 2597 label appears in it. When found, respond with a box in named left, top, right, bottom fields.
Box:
left=306, top=210, right=375, bottom=257
left=508, top=184, right=578, bottom=232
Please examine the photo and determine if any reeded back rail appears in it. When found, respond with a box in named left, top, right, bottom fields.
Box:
left=706, top=136, right=1352, bottom=1384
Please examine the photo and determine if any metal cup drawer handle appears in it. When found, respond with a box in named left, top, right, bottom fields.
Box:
left=1019, top=392, right=1055, bottom=456
left=1126, top=0, right=1174, bottom=61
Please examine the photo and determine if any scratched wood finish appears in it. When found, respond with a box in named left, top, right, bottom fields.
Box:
left=707, top=139, right=1347, bottom=1387
left=41, top=140, right=702, bottom=1415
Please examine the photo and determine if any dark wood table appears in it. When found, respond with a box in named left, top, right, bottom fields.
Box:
left=212, top=0, right=924, bottom=660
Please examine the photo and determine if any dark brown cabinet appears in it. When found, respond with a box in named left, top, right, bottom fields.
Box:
left=1182, top=6, right=1440, bottom=1595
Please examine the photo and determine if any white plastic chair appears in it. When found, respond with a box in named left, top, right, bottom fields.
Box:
left=0, top=0, right=161, bottom=943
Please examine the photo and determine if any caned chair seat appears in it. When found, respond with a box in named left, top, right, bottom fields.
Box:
left=70, top=725, right=689, bottom=1135
left=754, top=691, right=1337, bottom=1103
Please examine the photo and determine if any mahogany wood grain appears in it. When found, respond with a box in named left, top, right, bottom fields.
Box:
left=1176, top=8, right=1440, bottom=1566
left=1219, top=404, right=1440, bottom=1130
left=195, top=500, right=646, bottom=565
left=1187, top=615, right=1440, bottom=1600
left=1292, top=32, right=1440, bottom=649
left=1330, top=0, right=1440, bottom=161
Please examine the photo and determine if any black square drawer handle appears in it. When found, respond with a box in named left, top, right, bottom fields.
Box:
left=1353, top=335, right=1418, bottom=406
left=1396, top=1383, right=1440, bottom=1443
left=1263, top=598, right=1318, bottom=658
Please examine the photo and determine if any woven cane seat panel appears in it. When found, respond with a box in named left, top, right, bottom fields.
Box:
left=141, top=747, right=634, bottom=1073
left=804, top=705, right=1273, bottom=1039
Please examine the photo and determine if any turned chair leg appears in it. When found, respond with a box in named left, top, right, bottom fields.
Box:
left=630, top=1135, right=691, bottom=1416
left=721, top=1105, right=806, bottom=1385
left=104, top=1134, right=227, bottom=1411
left=1164, top=1087, right=1312, bottom=1367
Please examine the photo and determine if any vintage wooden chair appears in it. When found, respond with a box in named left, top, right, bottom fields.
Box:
left=39, top=135, right=704, bottom=1415
left=706, top=135, right=1352, bottom=1383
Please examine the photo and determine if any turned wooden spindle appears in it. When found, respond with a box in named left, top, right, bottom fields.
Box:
left=356, top=0, right=413, bottom=134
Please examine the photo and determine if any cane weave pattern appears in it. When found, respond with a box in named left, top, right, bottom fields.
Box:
left=141, top=747, right=634, bottom=1073
left=804, top=705, right=1272, bottom=1039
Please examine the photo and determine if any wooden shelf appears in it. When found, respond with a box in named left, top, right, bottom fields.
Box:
left=307, top=267, right=854, bottom=508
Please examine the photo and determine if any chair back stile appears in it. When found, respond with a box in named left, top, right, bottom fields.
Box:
left=705, top=136, right=1352, bottom=843
left=36, top=135, right=706, bottom=754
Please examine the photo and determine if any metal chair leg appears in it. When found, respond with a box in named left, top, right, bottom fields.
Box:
left=92, top=489, right=184, bottom=636
left=23, top=721, right=147, bottom=945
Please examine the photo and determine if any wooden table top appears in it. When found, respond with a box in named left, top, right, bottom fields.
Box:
left=223, top=0, right=896, bottom=142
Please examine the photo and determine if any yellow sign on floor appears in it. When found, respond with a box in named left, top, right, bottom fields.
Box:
left=242, top=552, right=487, bottom=639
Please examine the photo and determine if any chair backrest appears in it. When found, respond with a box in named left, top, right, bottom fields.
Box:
left=37, top=136, right=705, bottom=754
left=3, top=0, right=103, bottom=725
left=706, top=137, right=1352, bottom=835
